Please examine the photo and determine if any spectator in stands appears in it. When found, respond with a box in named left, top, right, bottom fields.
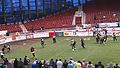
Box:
left=32, top=58, right=39, bottom=68
left=103, top=15, right=106, bottom=19
left=63, top=60, right=68, bottom=68
left=55, top=59, right=58, bottom=68
left=94, top=15, right=97, bottom=24
left=69, top=57, right=75, bottom=68
left=56, top=59, right=63, bottom=68
left=81, top=59, right=87, bottom=68
left=3, top=58, right=9, bottom=68
left=6, top=32, right=9, bottom=36
left=87, top=61, right=94, bottom=68
left=38, top=61, right=42, bottom=68
left=75, top=61, right=81, bottom=68
left=24, top=56, right=30, bottom=68
left=97, top=61, right=104, bottom=68
left=68, top=61, right=73, bottom=68
left=14, top=58, right=18, bottom=68
left=18, top=58, right=24, bottom=68
left=41, top=26, right=44, bottom=30
left=94, top=15, right=97, bottom=21
left=42, top=60, right=48, bottom=68
left=113, top=64, right=120, bottom=68
left=49, top=59, right=55, bottom=68
left=95, top=63, right=99, bottom=68
left=113, top=13, right=117, bottom=17
left=118, top=23, right=120, bottom=27
left=107, top=64, right=111, bottom=68
left=31, top=26, right=34, bottom=33
left=16, top=32, right=20, bottom=36
left=2, top=57, right=120, bottom=68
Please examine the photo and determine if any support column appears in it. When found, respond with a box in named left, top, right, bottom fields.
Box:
left=19, top=0, right=23, bottom=22
left=78, top=0, right=80, bottom=5
left=35, top=0, right=39, bottom=18
left=43, top=0, right=45, bottom=15
left=2, top=0, right=6, bottom=24
left=71, top=0, right=74, bottom=6
left=27, top=0, right=31, bottom=19
left=11, top=0, right=15, bottom=24
left=50, top=0, right=53, bottom=14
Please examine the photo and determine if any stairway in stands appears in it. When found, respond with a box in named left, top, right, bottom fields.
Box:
left=19, top=24, right=28, bottom=33
left=72, top=11, right=86, bottom=25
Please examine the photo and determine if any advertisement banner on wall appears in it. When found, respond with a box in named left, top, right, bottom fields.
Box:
left=56, top=32, right=64, bottom=37
left=0, top=36, right=12, bottom=44
left=26, top=34, right=33, bottom=39
left=64, top=32, right=69, bottom=36
left=49, top=31, right=56, bottom=37
left=0, top=30, right=7, bottom=35
left=12, top=35, right=16, bottom=40
left=99, top=22, right=118, bottom=28
left=0, top=36, right=6, bottom=43
left=64, top=31, right=78, bottom=36
left=64, top=31, right=76, bottom=36
left=77, top=32, right=93, bottom=36
left=16, top=35, right=26, bottom=41
left=33, top=32, right=49, bottom=38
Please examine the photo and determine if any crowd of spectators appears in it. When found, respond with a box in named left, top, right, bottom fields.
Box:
left=0, top=56, right=120, bottom=68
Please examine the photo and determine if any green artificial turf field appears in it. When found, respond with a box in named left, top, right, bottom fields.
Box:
left=3, top=36, right=120, bottom=64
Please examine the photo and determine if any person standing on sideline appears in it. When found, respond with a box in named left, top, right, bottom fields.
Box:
left=53, top=36, right=56, bottom=43
left=68, top=61, right=73, bottom=68
left=63, top=60, right=68, bottom=68
left=49, top=59, right=55, bottom=68
left=24, top=56, right=30, bottom=68
left=87, top=61, right=94, bottom=68
left=75, top=61, right=81, bottom=68
left=14, top=58, right=18, bottom=68
left=56, top=59, right=63, bottom=68
left=112, top=33, right=117, bottom=41
left=97, top=61, right=104, bottom=68
left=80, top=38, right=85, bottom=48
left=3, top=58, right=9, bottom=68
left=18, top=58, right=24, bottom=68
